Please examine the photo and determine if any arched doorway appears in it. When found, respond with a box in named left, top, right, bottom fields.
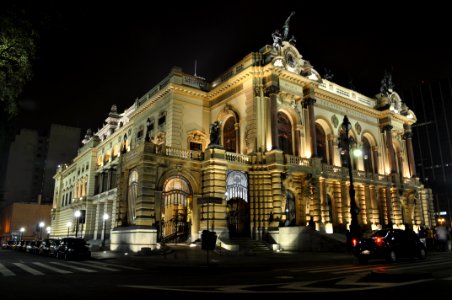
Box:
left=227, top=198, right=250, bottom=237
left=226, top=171, right=250, bottom=237
left=283, top=190, right=296, bottom=226
left=161, top=176, right=192, bottom=242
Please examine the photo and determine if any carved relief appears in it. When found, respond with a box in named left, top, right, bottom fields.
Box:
left=331, top=115, right=339, bottom=128
left=156, top=132, right=166, bottom=145
left=355, top=122, right=362, bottom=135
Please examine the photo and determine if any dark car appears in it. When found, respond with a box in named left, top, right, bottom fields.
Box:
left=39, top=239, right=60, bottom=257
left=55, top=238, right=91, bottom=260
left=353, top=228, right=427, bottom=263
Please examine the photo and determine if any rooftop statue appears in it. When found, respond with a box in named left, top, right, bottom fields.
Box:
left=380, top=71, right=395, bottom=96
left=272, top=30, right=282, bottom=50
left=283, top=11, right=295, bottom=41
left=271, top=11, right=297, bottom=51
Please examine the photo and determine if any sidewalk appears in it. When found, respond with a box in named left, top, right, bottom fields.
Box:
left=90, top=243, right=355, bottom=269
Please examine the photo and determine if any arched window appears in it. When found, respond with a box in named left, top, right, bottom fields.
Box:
left=127, top=170, right=139, bottom=225
left=277, top=112, right=293, bottom=155
left=316, top=123, right=327, bottom=163
left=362, top=137, right=373, bottom=173
left=223, top=116, right=237, bottom=153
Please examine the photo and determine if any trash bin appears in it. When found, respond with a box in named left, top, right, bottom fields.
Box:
left=201, top=230, right=217, bottom=250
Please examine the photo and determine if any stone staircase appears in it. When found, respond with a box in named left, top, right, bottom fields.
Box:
left=229, top=237, right=273, bottom=254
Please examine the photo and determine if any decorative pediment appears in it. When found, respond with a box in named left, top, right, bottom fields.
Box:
left=187, top=130, right=208, bottom=151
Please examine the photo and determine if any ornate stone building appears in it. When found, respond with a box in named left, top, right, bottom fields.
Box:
left=50, top=22, right=435, bottom=252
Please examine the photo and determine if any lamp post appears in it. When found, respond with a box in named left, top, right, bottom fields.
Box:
left=66, top=222, right=72, bottom=237
left=19, top=227, right=25, bottom=241
left=339, top=115, right=361, bottom=245
left=74, top=210, right=81, bottom=238
left=101, top=213, right=109, bottom=249
left=38, top=222, right=45, bottom=240
left=46, top=227, right=51, bottom=239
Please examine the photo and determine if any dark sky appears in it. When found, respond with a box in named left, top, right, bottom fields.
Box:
left=15, top=1, right=452, bottom=136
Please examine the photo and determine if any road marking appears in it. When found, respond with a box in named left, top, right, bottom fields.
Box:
left=69, top=261, right=120, bottom=271
left=50, top=262, right=97, bottom=273
left=88, top=260, right=141, bottom=270
left=33, top=262, right=73, bottom=274
left=0, top=263, right=15, bottom=276
left=120, top=276, right=434, bottom=293
left=13, top=263, right=44, bottom=275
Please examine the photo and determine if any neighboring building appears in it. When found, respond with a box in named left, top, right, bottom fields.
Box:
left=3, top=129, right=41, bottom=204
left=0, top=202, right=52, bottom=241
left=2, top=124, right=81, bottom=206
left=50, top=24, right=435, bottom=252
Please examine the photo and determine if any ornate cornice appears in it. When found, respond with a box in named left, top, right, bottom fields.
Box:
left=314, top=88, right=380, bottom=119
left=207, top=70, right=252, bottom=100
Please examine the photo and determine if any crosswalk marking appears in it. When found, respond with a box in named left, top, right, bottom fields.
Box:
left=68, top=261, right=120, bottom=271
left=33, top=262, right=73, bottom=274
left=50, top=262, right=97, bottom=273
left=13, top=263, right=44, bottom=275
left=0, top=263, right=15, bottom=276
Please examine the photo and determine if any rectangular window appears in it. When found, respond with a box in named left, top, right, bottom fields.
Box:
left=190, top=142, right=202, bottom=151
left=158, top=112, right=166, bottom=126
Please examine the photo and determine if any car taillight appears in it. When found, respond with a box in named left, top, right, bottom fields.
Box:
left=352, top=238, right=358, bottom=247
left=375, top=237, right=385, bottom=246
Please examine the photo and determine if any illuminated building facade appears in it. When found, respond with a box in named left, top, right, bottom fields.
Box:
left=50, top=27, right=435, bottom=252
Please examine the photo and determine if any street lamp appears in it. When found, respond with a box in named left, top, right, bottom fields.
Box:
left=74, top=210, right=81, bottom=238
left=46, top=226, right=51, bottom=239
left=39, top=222, right=45, bottom=240
left=66, top=222, right=72, bottom=237
left=102, top=213, right=109, bottom=249
left=19, top=227, right=25, bottom=240
left=338, top=115, right=361, bottom=245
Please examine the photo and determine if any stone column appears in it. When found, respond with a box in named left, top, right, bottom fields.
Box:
left=94, top=202, right=101, bottom=239
left=383, top=125, right=396, bottom=174
left=403, top=124, right=416, bottom=177
left=372, top=146, right=379, bottom=174
left=333, top=181, right=343, bottom=224
left=270, top=92, right=279, bottom=150
left=234, top=123, right=240, bottom=153
left=305, top=98, right=317, bottom=157
left=200, top=148, right=227, bottom=233
left=328, top=135, right=335, bottom=165
left=295, top=126, right=301, bottom=157
left=357, top=185, right=367, bottom=225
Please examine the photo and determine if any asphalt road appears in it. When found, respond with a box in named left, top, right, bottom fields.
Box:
left=1, top=246, right=452, bottom=298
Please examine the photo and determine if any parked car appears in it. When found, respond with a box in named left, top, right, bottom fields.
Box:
left=353, top=228, right=427, bottom=263
left=39, top=239, right=60, bottom=257
left=55, top=238, right=91, bottom=260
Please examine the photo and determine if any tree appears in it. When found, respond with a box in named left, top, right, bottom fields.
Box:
left=0, top=12, right=37, bottom=120
left=0, top=5, right=39, bottom=204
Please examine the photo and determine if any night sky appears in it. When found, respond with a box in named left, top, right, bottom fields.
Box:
left=13, top=1, right=452, bottom=136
